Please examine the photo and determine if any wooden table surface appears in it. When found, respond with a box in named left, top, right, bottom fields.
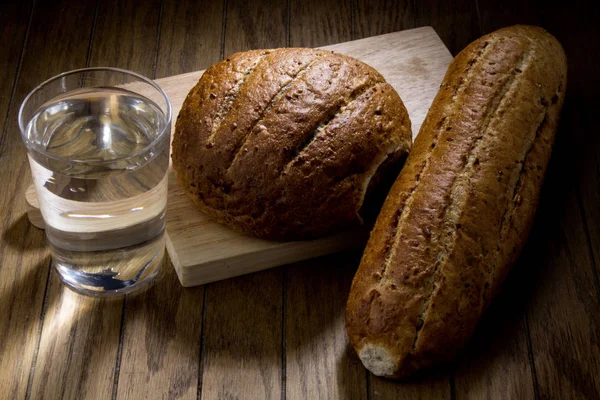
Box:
left=1, top=1, right=598, bottom=399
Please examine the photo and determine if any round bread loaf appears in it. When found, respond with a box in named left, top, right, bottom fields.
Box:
left=172, top=48, right=412, bottom=240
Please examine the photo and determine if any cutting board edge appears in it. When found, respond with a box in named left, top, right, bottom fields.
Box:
left=173, top=229, right=369, bottom=286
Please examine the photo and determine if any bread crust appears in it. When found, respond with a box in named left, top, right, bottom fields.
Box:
left=172, top=48, right=412, bottom=240
left=346, top=25, right=567, bottom=378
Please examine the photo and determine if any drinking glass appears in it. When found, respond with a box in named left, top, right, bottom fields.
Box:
left=19, top=67, right=172, bottom=296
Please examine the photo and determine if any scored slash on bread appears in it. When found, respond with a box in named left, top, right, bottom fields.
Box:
left=345, top=25, right=567, bottom=379
left=172, top=48, right=412, bottom=240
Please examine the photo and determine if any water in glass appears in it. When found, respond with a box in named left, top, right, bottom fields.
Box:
left=25, top=86, right=170, bottom=295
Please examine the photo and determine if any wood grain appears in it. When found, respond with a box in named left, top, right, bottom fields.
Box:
left=452, top=272, right=535, bottom=399
left=289, top=0, right=352, bottom=47
left=155, top=0, right=224, bottom=78
left=285, top=253, right=367, bottom=400
left=476, top=0, right=542, bottom=33
left=579, top=134, right=600, bottom=285
left=0, top=1, right=96, bottom=398
left=90, top=0, right=162, bottom=73
left=413, top=0, right=479, bottom=55
left=0, top=0, right=32, bottom=145
left=201, top=270, right=283, bottom=400
left=353, top=0, right=415, bottom=39
left=29, top=275, right=123, bottom=399
left=525, top=188, right=600, bottom=399
left=112, top=1, right=213, bottom=399
left=524, top=3, right=600, bottom=399
left=116, top=267, right=204, bottom=400
left=541, top=1, right=600, bottom=285
left=369, top=374, right=451, bottom=400
left=199, top=5, right=285, bottom=399
left=27, top=1, right=161, bottom=399
left=224, top=0, right=287, bottom=52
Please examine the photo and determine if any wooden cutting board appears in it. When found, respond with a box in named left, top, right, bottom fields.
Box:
left=26, top=26, right=453, bottom=287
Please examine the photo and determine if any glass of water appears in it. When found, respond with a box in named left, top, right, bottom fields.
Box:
left=19, top=67, right=172, bottom=297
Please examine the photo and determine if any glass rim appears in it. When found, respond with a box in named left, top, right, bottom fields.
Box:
left=18, top=66, right=172, bottom=165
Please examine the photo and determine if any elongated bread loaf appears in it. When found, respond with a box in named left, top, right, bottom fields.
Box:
left=346, top=25, right=567, bottom=378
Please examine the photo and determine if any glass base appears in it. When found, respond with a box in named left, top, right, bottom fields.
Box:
left=56, top=262, right=161, bottom=297
left=52, top=237, right=165, bottom=297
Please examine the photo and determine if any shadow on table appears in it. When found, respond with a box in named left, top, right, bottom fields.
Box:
left=364, top=361, right=455, bottom=398
left=0, top=256, right=51, bottom=371
left=284, top=250, right=364, bottom=397
left=0, top=209, right=54, bottom=396
left=3, top=213, right=46, bottom=250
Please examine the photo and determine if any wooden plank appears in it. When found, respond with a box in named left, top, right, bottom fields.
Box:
left=201, top=270, right=283, bottom=400
left=0, top=3, right=35, bottom=398
left=289, top=0, right=352, bottom=47
left=116, top=270, right=204, bottom=399
left=27, top=1, right=161, bottom=399
left=413, top=0, right=479, bottom=55
left=452, top=268, right=535, bottom=399
left=285, top=253, right=367, bottom=400
left=224, top=0, right=287, bottom=51
left=89, top=0, right=162, bottom=75
left=543, top=0, right=600, bottom=283
left=155, top=0, right=224, bottom=78
left=199, top=2, right=285, bottom=398
left=284, top=5, right=365, bottom=399
left=579, top=137, right=600, bottom=279
left=0, top=1, right=96, bottom=399
left=575, top=94, right=600, bottom=279
left=525, top=187, right=600, bottom=399
left=29, top=275, right=124, bottom=399
left=524, top=3, right=600, bottom=399
left=353, top=0, right=415, bottom=39
left=0, top=0, right=32, bottom=145
left=575, top=108, right=600, bottom=281
left=369, top=373, right=451, bottom=400
left=113, top=1, right=217, bottom=399
left=476, top=0, right=542, bottom=34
